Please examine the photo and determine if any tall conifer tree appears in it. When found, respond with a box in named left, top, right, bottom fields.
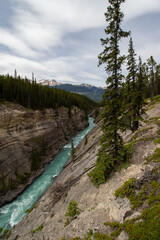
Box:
left=135, top=56, right=146, bottom=128
left=125, top=37, right=137, bottom=131
left=89, top=0, right=130, bottom=186
left=147, top=56, right=156, bottom=101
left=155, top=64, right=160, bottom=96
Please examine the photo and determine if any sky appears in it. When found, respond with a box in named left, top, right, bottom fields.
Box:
left=0, top=0, right=160, bottom=87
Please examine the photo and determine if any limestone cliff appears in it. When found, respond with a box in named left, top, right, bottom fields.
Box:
left=0, top=102, right=88, bottom=207
left=8, top=101, right=160, bottom=240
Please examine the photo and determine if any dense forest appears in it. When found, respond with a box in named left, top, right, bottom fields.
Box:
left=0, top=74, right=97, bottom=111
left=89, top=0, right=160, bottom=187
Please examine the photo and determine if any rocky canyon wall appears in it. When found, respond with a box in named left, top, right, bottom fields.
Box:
left=0, top=102, right=88, bottom=206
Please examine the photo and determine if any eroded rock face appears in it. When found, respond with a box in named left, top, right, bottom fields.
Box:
left=0, top=103, right=88, bottom=206
left=8, top=102, right=160, bottom=240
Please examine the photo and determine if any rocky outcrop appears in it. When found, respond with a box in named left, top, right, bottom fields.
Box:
left=8, top=101, right=160, bottom=240
left=0, top=102, right=89, bottom=207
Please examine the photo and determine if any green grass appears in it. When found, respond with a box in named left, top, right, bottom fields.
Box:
left=146, top=148, right=160, bottom=163
left=105, top=162, right=160, bottom=239
left=30, top=224, right=43, bottom=234
left=130, top=127, right=154, bottom=142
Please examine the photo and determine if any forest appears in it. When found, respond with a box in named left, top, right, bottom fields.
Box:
left=89, top=0, right=160, bottom=187
left=0, top=74, right=97, bottom=111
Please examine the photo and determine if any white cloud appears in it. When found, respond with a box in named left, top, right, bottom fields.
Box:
left=16, top=0, right=106, bottom=30
left=0, top=0, right=160, bottom=88
left=0, top=53, right=46, bottom=78
left=55, top=75, right=77, bottom=83
left=137, top=42, right=160, bottom=62
left=122, top=0, right=160, bottom=20
left=78, top=71, right=102, bottom=81
left=0, top=28, right=37, bottom=58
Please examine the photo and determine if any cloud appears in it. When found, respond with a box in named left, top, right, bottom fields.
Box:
left=0, top=28, right=37, bottom=58
left=122, top=0, right=160, bottom=20
left=16, top=0, right=106, bottom=30
left=78, top=72, right=103, bottom=81
left=0, top=53, right=46, bottom=78
left=0, top=0, right=160, bottom=88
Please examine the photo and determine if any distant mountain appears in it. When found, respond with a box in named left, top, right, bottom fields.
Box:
left=53, top=83, right=105, bottom=101
left=39, top=79, right=61, bottom=86
left=38, top=80, right=105, bottom=101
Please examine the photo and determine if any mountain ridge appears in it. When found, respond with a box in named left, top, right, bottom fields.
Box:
left=39, top=79, right=105, bottom=101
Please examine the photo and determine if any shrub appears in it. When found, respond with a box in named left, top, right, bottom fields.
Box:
left=65, top=201, right=81, bottom=218
left=115, top=178, right=136, bottom=198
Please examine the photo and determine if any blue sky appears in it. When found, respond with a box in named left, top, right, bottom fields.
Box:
left=0, top=0, right=160, bottom=87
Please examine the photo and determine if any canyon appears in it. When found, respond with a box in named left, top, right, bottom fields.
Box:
left=8, top=100, right=160, bottom=240
left=0, top=102, right=89, bottom=207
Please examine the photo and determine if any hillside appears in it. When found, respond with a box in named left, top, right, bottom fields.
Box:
left=39, top=79, right=105, bottom=102
left=8, top=98, right=160, bottom=240
left=0, top=102, right=90, bottom=208
left=52, top=83, right=105, bottom=102
left=0, top=75, right=97, bottom=207
left=0, top=75, right=97, bottom=111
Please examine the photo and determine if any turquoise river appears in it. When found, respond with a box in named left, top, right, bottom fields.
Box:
left=0, top=117, right=95, bottom=231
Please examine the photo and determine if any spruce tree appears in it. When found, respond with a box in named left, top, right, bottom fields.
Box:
left=125, top=37, right=137, bottom=131
left=147, top=56, right=157, bottom=101
left=135, top=56, right=146, bottom=128
left=89, top=0, right=130, bottom=186
left=155, top=64, right=160, bottom=96
left=14, top=69, right=17, bottom=79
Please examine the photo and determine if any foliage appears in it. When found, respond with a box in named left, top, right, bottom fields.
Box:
left=130, top=126, right=154, bottom=141
left=92, top=232, right=113, bottom=240
left=93, top=0, right=130, bottom=187
left=125, top=37, right=139, bottom=132
left=147, top=56, right=157, bottom=101
left=106, top=164, right=160, bottom=239
left=115, top=178, right=135, bottom=198
left=25, top=208, right=32, bottom=214
left=0, top=74, right=97, bottom=111
left=0, top=229, right=11, bottom=239
left=64, top=217, right=70, bottom=227
left=53, top=84, right=105, bottom=102
left=89, top=144, right=131, bottom=187
left=146, top=148, right=160, bottom=163
left=64, top=201, right=81, bottom=226
left=65, top=201, right=81, bottom=218
left=68, top=231, right=114, bottom=240
left=30, top=224, right=43, bottom=234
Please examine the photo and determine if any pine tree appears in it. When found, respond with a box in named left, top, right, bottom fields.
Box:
left=155, top=65, right=160, bottom=96
left=14, top=69, right=17, bottom=79
left=147, top=56, right=157, bottom=101
left=125, top=37, right=137, bottom=131
left=135, top=56, right=146, bottom=128
left=89, top=0, right=130, bottom=186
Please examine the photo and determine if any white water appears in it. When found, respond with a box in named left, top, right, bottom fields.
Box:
left=0, top=117, right=95, bottom=231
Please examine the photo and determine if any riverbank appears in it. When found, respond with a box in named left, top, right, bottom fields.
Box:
left=8, top=100, right=160, bottom=240
left=0, top=102, right=89, bottom=207
left=0, top=117, right=95, bottom=234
